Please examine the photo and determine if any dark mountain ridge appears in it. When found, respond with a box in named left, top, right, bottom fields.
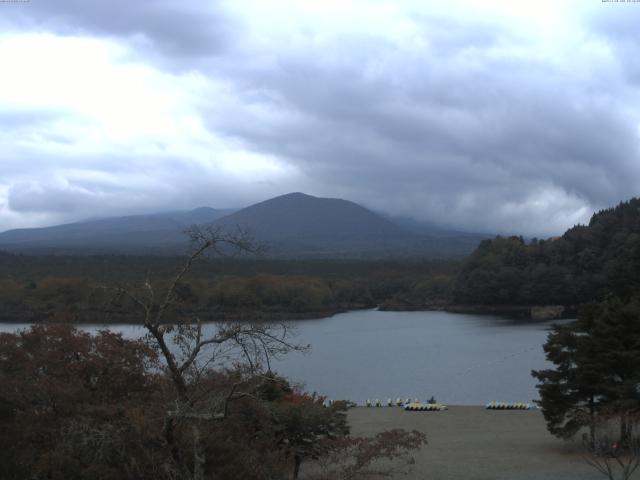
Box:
left=215, top=192, right=404, bottom=240
left=0, top=207, right=235, bottom=251
left=0, top=193, right=487, bottom=258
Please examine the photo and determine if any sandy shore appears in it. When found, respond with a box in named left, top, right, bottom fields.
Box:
left=346, top=406, right=615, bottom=480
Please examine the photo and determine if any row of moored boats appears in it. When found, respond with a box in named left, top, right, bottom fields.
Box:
left=326, top=398, right=534, bottom=411
left=485, top=401, right=532, bottom=410
left=356, top=398, right=534, bottom=411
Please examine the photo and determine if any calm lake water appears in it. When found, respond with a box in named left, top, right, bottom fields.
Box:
left=0, top=309, right=562, bottom=405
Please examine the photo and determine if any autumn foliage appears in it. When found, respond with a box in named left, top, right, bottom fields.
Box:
left=0, top=325, right=426, bottom=480
left=0, top=324, right=165, bottom=479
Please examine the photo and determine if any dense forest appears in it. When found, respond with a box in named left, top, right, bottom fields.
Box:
left=453, top=198, right=640, bottom=310
left=0, top=254, right=457, bottom=323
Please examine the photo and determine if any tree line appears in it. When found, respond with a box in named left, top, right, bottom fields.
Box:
left=454, top=198, right=640, bottom=308
left=510, top=199, right=640, bottom=477
left=0, top=254, right=457, bottom=323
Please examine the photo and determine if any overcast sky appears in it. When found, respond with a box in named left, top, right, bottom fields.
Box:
left=1, top=0, right=639, bottom=235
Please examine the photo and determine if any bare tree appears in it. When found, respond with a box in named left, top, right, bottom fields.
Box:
left=114, top=225, right=306, bottom=480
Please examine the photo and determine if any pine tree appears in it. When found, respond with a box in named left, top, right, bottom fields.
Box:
left=532, top=297, right=640, bottom=445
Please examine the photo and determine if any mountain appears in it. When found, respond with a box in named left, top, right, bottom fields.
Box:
left=215, top=192, right=403, bottom=240
left=0, top=207, right=235, bottom=253
left=212, top=192, right=486, bottom=258
left=210, top=192, right=404, bottom=257
left=0, top=193, right=488, bottom=258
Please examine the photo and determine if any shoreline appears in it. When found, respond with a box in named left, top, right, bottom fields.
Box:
left=381, top=303, right=577, bottom=320
left=0, top=304, right=576, bottom=325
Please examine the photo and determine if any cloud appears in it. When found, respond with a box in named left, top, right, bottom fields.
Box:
left=587, top=4, right=640, bottom=84
left=1, top=0, right=235, bottom=62
left=202, top=4, right=640, bottom=234
left=0, top=0, right=639, bottom=236
left=0, top=31, right=299, bottom=230
left=0, top=151, right=302, bottom=231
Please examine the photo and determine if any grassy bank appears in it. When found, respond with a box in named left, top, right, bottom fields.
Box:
left=343, top=406, right=606, bottom=480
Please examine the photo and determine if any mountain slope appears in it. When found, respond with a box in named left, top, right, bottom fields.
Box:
left=211, top=193, right=488, bottom=258
left=0, top=207, right=234, bottom=252
left=0, top=193, right=487, bottom=258
left=215, top=192, right=404, bottom=240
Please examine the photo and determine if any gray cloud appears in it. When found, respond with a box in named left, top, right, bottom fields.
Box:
left=2, top=0, right=235, bottom=63
left=3, top=153, right=297, bottom=216
left=202, top=15, right=640, bottom=234
left=588, top=5, right=640, bottom=84
left=1, top=1, right=639, bottom=236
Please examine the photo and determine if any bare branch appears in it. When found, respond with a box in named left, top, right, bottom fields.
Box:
left=153, top=240, right=212, bottom=326
left=101, top=224, right=303, bottom=480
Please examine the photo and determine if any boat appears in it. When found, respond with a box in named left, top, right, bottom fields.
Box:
left=404, top=402, right=447, bottom=411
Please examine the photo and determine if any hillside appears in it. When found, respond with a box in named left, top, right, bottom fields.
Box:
left=0, top=208, right=234, bottom=253
left=213, top=193, right=486, bottom=258
left=215, top=192, right=403, bottom=240
left=453, top=197, right=640, bottom=308
left=0, top=193, right=487, bottom=258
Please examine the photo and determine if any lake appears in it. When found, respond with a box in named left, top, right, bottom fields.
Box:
left=0, top=309, right=562, bottom=405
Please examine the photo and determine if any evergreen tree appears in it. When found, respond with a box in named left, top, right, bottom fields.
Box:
left=532, top=297, right=640, bottom=444
left=455, top=197, right=640, bottom=308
